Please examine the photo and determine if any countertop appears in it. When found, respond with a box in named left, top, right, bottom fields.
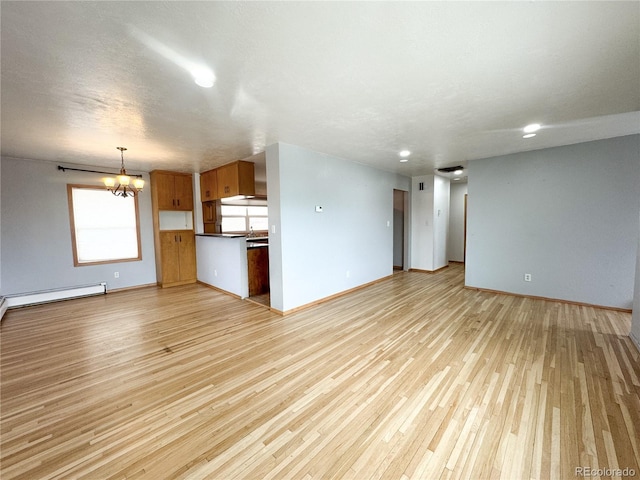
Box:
left=196, top=233, right=269, bottom=248
left=196, top=233, right=245, bottom=238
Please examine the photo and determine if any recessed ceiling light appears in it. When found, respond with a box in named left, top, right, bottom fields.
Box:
left=192, top=67, right=215, bottom=88
left=453, top=169, right=463, bottom=175
left=400, top=158, right=409, bottom=163
left=453, top=178, right=461, bottom=181
left=523, top=133, right=537, bottom=139
left=399, top=150, right=411, bottom=157
left=523, top=123, right=541, bottom=133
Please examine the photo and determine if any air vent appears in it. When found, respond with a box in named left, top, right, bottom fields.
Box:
left=437, top=165, right=464, bottom=173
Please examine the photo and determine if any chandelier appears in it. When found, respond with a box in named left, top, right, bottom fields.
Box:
left=103, top=147, right=144, bottom=197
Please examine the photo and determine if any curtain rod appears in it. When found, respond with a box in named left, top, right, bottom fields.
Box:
left=57, top=165, right=143, bottom=178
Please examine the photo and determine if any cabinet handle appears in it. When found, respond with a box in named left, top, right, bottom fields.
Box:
left=206, top=190, right=210, bottom=197
left=177, top=199, right=180, bottom=206
left=179, top=235, right=182, bottom=242
left=172, top=199, right=176, bottom=206
left=174, top=235, right=177, bottom=242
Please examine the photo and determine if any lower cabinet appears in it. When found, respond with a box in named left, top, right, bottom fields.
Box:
left=158, top=230, right=196, bottom=287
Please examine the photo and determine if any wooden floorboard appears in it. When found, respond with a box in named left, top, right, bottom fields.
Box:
left=1, top=264, right=638, bottom=479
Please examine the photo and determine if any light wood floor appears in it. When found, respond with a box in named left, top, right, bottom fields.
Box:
left=1, top=265, right=638, bottom=479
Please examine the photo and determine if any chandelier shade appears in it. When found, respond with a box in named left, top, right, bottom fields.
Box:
left=104, top=147, right=144, bottom=197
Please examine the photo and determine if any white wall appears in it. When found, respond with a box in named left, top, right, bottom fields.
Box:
left=466, top=135, right=640, bottom=309
left=0, top=156, right=157, bottom=295
left=393, top=190, right=404, bottom=268
left=196, top=236, right=248, bottom=298
left=266, top=142, right=410, bottom=313
left=410, top=175, right=450, bottom=271
left=410, top=176, right=435, bottom=271
left=433, top=175, right=450, bottom=269
left=448, top=182, right=468, bottom=262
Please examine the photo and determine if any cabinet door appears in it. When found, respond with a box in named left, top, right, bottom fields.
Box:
left=237, top=161, right=255, bottom=196
left=160, top=232, right=181, bottom=284
left=154, top=173, right=177, bottom=210
left=178, top=232, right=197, bottom=281
left=174, top=175, right=194, bottom=210
left=200, top=170, right=218, bottom=201
left=203, top=201, right=216, bottom=223
left=217, top=163, right=239, bottom=198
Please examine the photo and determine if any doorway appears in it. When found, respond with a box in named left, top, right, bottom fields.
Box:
left=393, top=189, right=409, bottom=270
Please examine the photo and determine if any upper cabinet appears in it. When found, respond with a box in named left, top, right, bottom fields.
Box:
left=200, top=169, right=218, bottom=202
left=151, top=171, right=194, bottom=211
left=216, top=161, right=255, bottom=198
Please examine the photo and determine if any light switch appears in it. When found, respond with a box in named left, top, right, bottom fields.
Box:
left=315, top=206, right=323, bottom=213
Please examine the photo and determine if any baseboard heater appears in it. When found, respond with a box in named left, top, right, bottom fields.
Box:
left=5, top=283, right=107, bottom=309
left=0, top=296, right=8, bottom=321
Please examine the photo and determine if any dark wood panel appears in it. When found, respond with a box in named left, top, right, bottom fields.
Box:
left=247, top=246, right=269, bottom=296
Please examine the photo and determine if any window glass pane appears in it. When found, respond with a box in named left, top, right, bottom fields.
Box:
left=221, top=217, right=247, bottom=233
left=249, top=217, right=269, bottom=231
left=247, top=206, right=268, bottom=216
left=70, top=187, right=140, bottom=264
left=221, top=205, right=246, bottom=216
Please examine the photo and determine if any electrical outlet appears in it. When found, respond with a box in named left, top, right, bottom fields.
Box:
left=524, top=273, right=532, bottom=282
left=214, top=270, right=218, bottom=277
left=114, top=272, right=119, bottom=278
left=346, top=270, right=350, bottom=278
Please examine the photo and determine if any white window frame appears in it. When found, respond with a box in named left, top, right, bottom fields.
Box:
left=67, top=184, right=142, bottom=266
left=220, top=201, right=268, bottom=234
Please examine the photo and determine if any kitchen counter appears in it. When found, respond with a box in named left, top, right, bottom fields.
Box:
left=196, top=235, right=248, bottom=298
left=196, top=233, right=245, bottom=238
left=196, top=234, right=269, bottom=299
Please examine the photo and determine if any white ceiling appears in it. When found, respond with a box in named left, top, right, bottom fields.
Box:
left=1, top=1, right=639, bottom=179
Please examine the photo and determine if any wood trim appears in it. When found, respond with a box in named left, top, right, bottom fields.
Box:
left=464, top=285, right=633, bottom=313
left=196, top=281, right=243, bottom=300
left=244, top=296, right=271, bottom=310
left=448, top=260, right=465, bottom=264
left=409, top=265, right=449, bottom=274
left=106, top=283, right=157, bottom=293
left=148, top=169, right=193, bottom=177
left=159, top=279, right=197, bottom=288
left=66, top=184, right=143, bottom=267
left=630, top=331, right=640, bottom=353
left=275, top=275, right=394, bottom=316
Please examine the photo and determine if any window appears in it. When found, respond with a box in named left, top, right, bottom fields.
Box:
left=220, top=201, right=268, bottom=234
left=67, top=185, right=142, bottom=266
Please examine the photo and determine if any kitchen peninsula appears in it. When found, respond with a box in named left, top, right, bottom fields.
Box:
left=196, top=234, right=269, bottom=302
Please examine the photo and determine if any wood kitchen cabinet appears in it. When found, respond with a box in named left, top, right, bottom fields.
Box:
left=151, top=169, right=197, bottom=287
left=202, top=201, right=217, bottom=234
left=158, top=231, right=196, bottom=286
left=200, top=169, right=218, bottom=201
left=151, top=171, right=194, bottom=211
left=216, top=161, right=255, bottom=198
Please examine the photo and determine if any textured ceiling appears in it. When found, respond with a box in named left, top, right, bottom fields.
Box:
left=1, top=1, right=639, bottom=178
